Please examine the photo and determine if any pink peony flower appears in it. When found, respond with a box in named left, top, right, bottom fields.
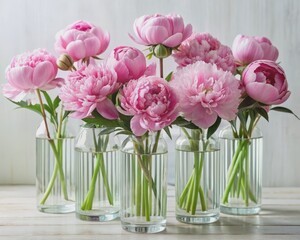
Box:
left=232, top=34, right=279, bottom=65
left=59, top=64, right=119, bottom=119
left=242, top=60, right=290, bottom=105
left=3, top=49, right=63, bottom=101
left=55, top=20, right=110, bottom=62
left=119, top=76, right=178, bottom=136
left=171, top=61, right=241, bottom=129
left=106, top=46, right=156, bottom=83
left=173, top=33, right=236, bottom=73
left=130, top=14, right=192, bottom=48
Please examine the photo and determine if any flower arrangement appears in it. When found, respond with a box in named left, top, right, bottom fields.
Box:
left=220, top=35, right=298, bottom=209
left=2, top=48, right=72, bottom=207
left=2, top=11, right=298, bottom=224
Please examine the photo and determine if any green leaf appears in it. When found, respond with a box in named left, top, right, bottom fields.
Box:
left=115, top=130, right=133, bottom=136
left=62, top=110, right=71, bottom=121
left=172, top=116, right=198, bottom=129
left=53, top=96, right=61, bottom=110
left=41, top=91, right=54, bottom=112
left=165, top=72, right=173, bottom=82
left=207, top=117, right=221, bottom=139
left=255, top=107, right=269, bottom=122
left=271, top=106, right=300, bottom=120
left=146, top=52, right=153, bottom=60
left=83, top=110, right=120, bottom=128
left=163, top=126, right=172, bottom=140
left=98, top=127, right=121, bottom=136
left=11, top=100, right=42, bottom=116
left=238, top=96, right=256, bottom=110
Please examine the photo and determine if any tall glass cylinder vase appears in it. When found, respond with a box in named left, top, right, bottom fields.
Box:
left=175, top=128, right=220, bottom=224
left=219, top=125, right=263, bottom=215
left=36, top=136, right=75, bottom=213
left=120, top=132, right=168, bottom=233
left=75, top=126, right=120, bottom=221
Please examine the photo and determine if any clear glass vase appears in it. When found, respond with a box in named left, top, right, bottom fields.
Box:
left=120, top=132, right=168, bottom=233
left=36, top=136, right=75, bottom=213
left=219, top=125, right=263, bottom=215
left=175, top=128, right=220, bottom=224
left=75, top=126, right=120, bottom=221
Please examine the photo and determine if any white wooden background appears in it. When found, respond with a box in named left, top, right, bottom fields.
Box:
left=0, top=0, right=299, bottom=186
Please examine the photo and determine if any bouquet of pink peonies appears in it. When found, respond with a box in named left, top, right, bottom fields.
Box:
left=219, top=35, right=298, bottom=213
left=3, top=11, right=298, bottom=223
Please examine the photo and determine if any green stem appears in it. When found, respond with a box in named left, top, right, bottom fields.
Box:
left=178, top=128, right=208, bottom=214
left=36, top=90, right=69, bottom=204
left=222, top=140, right=248, bottom=204
left=81, top=130, right=113, bottom=210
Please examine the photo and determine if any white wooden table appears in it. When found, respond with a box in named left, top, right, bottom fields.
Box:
left=0, top=185, right=300, bottom=240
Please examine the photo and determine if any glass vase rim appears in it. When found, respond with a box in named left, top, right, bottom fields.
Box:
left=36, top=136, right=75, bottom=140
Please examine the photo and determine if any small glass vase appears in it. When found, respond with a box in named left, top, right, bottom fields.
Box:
left=120, top=132, right=168, bottom=233
left=175, top=128, right=220, bottom=224
left=36, top=135, right=75, bottom=213
left=219, top=125, right=263, bottom=215
left=75, top=126, right=120, bottom=221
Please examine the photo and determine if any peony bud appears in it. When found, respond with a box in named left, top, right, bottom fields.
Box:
left=56, top=54, right=75, bottom=71
left=153, top=44, right=172, bottom=59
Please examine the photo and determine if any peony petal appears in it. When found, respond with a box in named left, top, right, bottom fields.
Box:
left=66, top=40, right=86, bottom=61
left=163, top=33, right=183, bottom=47
left=96, top=98, right=119, bottom=120
left=84, top=37, right=100, bottom=57
left=143, top=26, right=169, bottom=45
left=2, top=83, right=27, bottom=101
left=245, top=82, right=279, bottom=104
left=7, top=66, right=34, bottom=90
left=32, top=62, right=56, bottom=88
left=131, top=115, right=147, bottom=136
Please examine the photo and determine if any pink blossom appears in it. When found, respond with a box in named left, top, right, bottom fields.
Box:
left=3, top=49, right=63, bottom=101
left=242, top=60, right=290, bottom=105
left=119, top=76, right=178, bottom=136
left=59, top=64, right=119, bottom=119
left=55, top=20, right=110, bottom=62
left=106, top=46, right=156, bottom=83
left=232, top=34, right=279, bottom=65
left=130, top=14, right=192, bottom=48
left=171, top=61, right=241, bottom=129
left=172, top=33, right=236, bottom=73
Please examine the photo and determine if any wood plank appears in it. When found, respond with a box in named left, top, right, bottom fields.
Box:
left=0, top=185, right=300, bottom=239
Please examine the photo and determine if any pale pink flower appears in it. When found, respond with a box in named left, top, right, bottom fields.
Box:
left=106, top=46, right=156, bottom=83
left=59, top=64, right=119, bottom=119
left=119, top=76, right=178, bottom=136
left=55, top=20, right=110, bottom=62
left=3, top=49, right=63, bottom=102
left=232, top=34, right=279, bottom=65
left=171, top=61, right=241, bottom=129
left=130, top=14, right=192, bottom=48
left=173, top=33, right=236, bottom=73
left=242, top=60, right=290, bottom=105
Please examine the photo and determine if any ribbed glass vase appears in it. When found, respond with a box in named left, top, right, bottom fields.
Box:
left=75, top=126, right=120, bottom=221
left=219, top=125, right=263, bottom=215
left=36, top=136, right=75, bottom=213
left=120, top=132, right=167, bottom=233
left=175, top=128, right=220, bottom=224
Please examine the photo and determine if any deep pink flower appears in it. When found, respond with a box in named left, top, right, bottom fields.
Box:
left=119, top=76, right=178, bottom=136
left=173, top=33, right=236, bottom=73
left=232, top=34, right=279, bottom=65
left=171, top=61, right=241, bottom=129
left=130, top=14, right=192, bottom=48
left=106, top=46, right=156, bottom=83
left=55, top=20, right=110, bottom=62
left=3, top=49, right=62, bottom=101
left=242, top=60, right=290, bottom=105
left=59, top=64, right=119, bottom=119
